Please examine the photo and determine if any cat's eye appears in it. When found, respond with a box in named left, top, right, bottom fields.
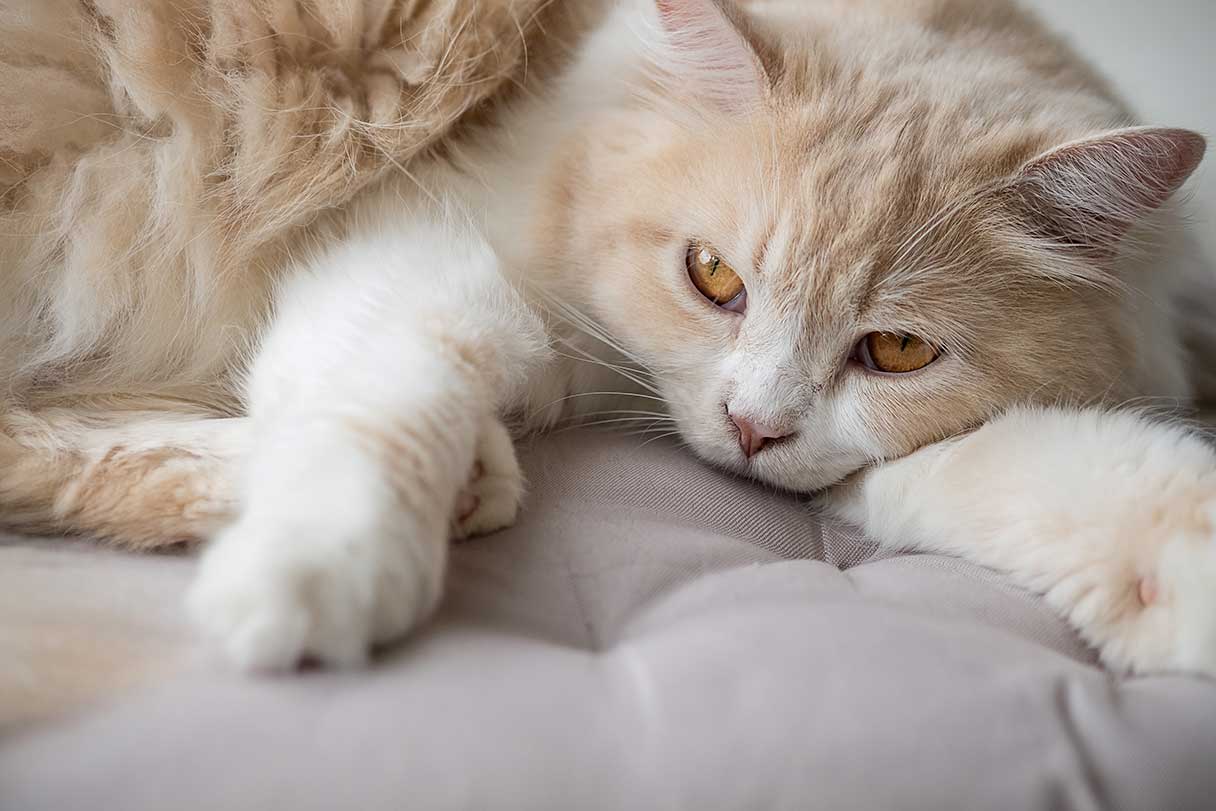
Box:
left=687, top=244, right=747, bottom=313
left=856, top=332, right=940, bottom=374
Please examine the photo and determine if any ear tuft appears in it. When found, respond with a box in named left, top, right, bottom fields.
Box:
left=1008, top=127, right=1206, bottom=259
left=648, top=0, right=770, bottom=117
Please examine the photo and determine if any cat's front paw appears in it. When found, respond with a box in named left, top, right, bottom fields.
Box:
left=1075, top=492, right=1216, bottom=678
left=187, top=507, right=445, bottom=672
left=452, top=417, right=524, bottom=540
left=1100, top=500, right=1216, bottom=677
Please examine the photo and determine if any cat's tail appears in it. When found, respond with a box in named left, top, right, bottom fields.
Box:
left=0, top=407, right=248, bottom=549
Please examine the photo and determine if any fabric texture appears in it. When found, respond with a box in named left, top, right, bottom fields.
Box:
left=2, top=431, right=1215, bottom=811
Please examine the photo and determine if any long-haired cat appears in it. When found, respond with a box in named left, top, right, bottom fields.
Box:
left=2, top=0, right=1214, bottom=675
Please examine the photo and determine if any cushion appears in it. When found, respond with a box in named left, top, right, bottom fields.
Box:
left=2, top=432, right=1215, bottom=810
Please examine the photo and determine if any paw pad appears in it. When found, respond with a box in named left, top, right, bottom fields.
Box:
left=1138, top=575, right=1159, bottom=607
left=456, top=491, right=481, bottom=523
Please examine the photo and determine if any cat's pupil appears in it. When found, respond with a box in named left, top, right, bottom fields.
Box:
left=900, top=336, right=911, bottom=352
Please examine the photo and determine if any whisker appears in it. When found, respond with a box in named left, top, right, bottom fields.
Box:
left=541, top=391, right=667, bottom=406
left=636, top=430, right=684, bottom=449
left=534, top=291, right=657, bottom=371
left=574, top=409, right=675, bottom=420
left=552, top=347, right=661, bottom=395
left=560, top=416, right=676, bottom=430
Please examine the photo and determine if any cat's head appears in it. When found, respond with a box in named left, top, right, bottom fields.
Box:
left=555, top=0, right=1206, bottom=491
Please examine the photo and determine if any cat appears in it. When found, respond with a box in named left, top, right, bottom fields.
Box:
left=2, top=0, right=1214, bottom=676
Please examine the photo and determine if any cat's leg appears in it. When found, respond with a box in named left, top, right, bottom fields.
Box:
left=187, top=221, right=549, bottom=671
left=824, top=406, right=1216, bottom=677
left=0, top=401, right=502, bottom=549
left=0, top=406, right=246, bottom=548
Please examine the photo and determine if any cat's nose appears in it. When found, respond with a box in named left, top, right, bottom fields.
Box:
left=729, top=413, right=791, bottom=459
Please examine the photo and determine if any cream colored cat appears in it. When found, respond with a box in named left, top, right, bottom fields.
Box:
left=1, top=0, right=1214, bottom=675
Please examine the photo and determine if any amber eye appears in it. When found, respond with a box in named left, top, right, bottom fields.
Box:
left=687, top=244, right=746, bottom=312
left=856, top=332, right=941, bottom=374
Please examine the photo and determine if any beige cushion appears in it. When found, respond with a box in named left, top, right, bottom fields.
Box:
left=3, top=432, right=1215, bottom=810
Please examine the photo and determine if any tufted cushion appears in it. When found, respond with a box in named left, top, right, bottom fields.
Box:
left=2, top=432, right=1215, bottom=810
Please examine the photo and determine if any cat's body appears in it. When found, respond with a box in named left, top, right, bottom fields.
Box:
left=3, top=0, right=1215, bottom=675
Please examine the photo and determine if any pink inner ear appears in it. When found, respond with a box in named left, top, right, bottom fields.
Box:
left=651, top=0, right=769, bottom=116
left=1023, top=128, right=1206, bottom=213
left=1012, top=127, right=1206, bottom=257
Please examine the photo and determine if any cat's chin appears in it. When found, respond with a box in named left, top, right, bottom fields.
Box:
left=683, top=437, right=861, bottom=495
left=744, top=464, right=858, bottom=495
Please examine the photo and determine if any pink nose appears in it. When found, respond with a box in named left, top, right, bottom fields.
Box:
left=730, top=413, right=790, bottom=459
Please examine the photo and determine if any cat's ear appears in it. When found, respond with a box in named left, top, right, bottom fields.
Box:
left=1007, top=127, right=1205, bottom=259
left=646, top=0, right=771, bottom=116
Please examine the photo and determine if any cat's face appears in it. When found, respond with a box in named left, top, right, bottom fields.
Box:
left=575, top=114, right=1086, bottom=491
left=559, top=0, right=1203, bottom=492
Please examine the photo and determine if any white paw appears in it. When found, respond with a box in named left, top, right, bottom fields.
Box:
left=1157, top=522, right=1216, bottom=675
left=451, top=417, right=524, bottom=541
left=1085, top=495, right=1216, bottom=678
left=187, top=504, right=445, bottom=672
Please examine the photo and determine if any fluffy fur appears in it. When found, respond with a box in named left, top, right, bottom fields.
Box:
left=0, top=0, right=571, bottom=398
left=2, top=0, right=1215, bottom=676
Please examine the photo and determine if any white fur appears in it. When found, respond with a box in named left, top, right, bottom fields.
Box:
left=188, top=216, right=548, bottom=670
left=826, top=407, right=1216, bottom=676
